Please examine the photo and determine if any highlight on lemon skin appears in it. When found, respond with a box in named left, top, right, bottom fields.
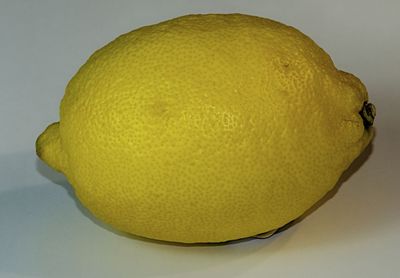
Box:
left=35, top=13, right=376, bottom=243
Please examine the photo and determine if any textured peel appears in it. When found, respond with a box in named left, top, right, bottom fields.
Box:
left=37, top=14, right=375, bottom=243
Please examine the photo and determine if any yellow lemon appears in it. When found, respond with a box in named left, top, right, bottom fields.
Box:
left=36, top=14, right=375, bottom=243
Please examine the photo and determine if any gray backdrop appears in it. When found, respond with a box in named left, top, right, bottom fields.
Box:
left=1, top=1, right=399, bottom=277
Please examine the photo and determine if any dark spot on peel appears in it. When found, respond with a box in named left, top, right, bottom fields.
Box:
left=359, top=101, right=376, bottom=129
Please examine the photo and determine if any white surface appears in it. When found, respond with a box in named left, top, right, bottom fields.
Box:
left=1, top=1, right=399, bottom=277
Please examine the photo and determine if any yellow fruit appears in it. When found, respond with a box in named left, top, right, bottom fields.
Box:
left=36, top=14, right=375, bottom=243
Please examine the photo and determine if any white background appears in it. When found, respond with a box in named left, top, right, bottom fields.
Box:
left=1, top=1, right=399, bottom=277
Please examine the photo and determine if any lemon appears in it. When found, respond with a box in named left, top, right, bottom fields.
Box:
left=36, top=14, right=375, bottom=243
